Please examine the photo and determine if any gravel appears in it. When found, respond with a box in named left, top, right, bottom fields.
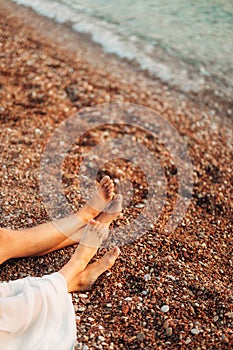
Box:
left=0, top=1, right=232, bottom=349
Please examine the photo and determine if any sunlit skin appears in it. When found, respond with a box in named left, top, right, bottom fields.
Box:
left=0, top=177, right=122, bottom=292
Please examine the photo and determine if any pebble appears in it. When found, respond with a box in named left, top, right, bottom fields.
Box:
left=136, top=332, right=145, bottom=340
left=79, top=293, right=88, bottom=298
left=77, top=307, right=86, bottom=312
left=124, top=297, right=132, bottom=301
left=82, top=345, right=89, bottom=350
left=135, top=203, right=145, bottom=208
left=144, top=274, right=151, bottom=281
left=191, top=328, right=200, bottom=335
left=98, top=336, right=105, bottom=342
left=34, top=128, right=42, bottom=135
left=161, top=305, right=169, bottom=313
left=106, top=303, right=112, bottom=308
left=165, top=327, right=173, bottom=337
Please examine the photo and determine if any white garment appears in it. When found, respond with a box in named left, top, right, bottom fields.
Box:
left=0, top=272, right=76, bottom=350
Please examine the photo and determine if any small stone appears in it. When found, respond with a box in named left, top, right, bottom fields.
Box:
left=213, top=315, right=219, bottom=321
left=34, top=128, right=42, bottom=135
left=161, top=305, right=169, bottom=313
left=142, top=290, right=148, bottom=295
left=124, top=297, right=132, bottom=301
left=79, top=293, right=88, bottom=298
left=77, top=307, right=86, bottom=312
left=136, top=332, right=145, bottom=340
left=191, top=328, right=200, bottom=335
left=185, top=337, right=192, bottom=344
left=106, top=303, right=112, bottom=308
left=225, top=312, right=233, bottom=318
left=144, top=274, right=151, bottom=281
left=98, top=335, right=105, bottom=342
left=122, top=304, right=130, bottom=315
left=165, top=327, right=173, bottom=337
left=82, top=345, right=89, bottom=350
left=135, top=203, right=145, bottom=208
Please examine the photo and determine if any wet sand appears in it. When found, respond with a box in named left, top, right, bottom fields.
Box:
left=0, top=0, right=232, bottom=349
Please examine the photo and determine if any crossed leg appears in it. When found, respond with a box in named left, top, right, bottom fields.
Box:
left=0, top=176, right=115, bottom=265
left=39, top=194, right=122, bottom=255
left=59, top=220, right=121, bottom=293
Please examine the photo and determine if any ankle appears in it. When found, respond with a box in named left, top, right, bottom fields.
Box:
left=75, top=206, right=98, bottom=224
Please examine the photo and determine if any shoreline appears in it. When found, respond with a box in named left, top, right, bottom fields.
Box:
left=0, top=0, right=232, bottom=349
left=3, top=0, right=233, bottom=121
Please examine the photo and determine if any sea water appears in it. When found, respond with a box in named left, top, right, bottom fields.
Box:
left=12, top=0, right=233, bottom=95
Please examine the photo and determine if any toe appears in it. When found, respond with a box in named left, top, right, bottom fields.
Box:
left=88, top=220, right=96, bottom=231
left=102, top=247, right=120, bottom=267
left=94, top=220, right=101, bottom=231
left=115, top=194, right=122, bottom=201
left=101, top=175, right=110, bottom=184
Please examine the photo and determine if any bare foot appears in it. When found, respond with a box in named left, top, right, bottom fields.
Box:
left=67, top=247, right=121, bottom=292
left=96, top=194, right=123, bottom=227
left=76, top=176, right=114, bottom=223
left=68, top=194, right=122, bottom=243
left=59, top=220, right=108, bottom=289
left=37, top=194, right=123, bottom=256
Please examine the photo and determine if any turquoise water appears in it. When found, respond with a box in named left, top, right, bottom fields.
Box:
left=13, top=0, right=233, bottom=94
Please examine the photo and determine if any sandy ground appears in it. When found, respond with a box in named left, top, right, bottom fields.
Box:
left=0, top=0, right=232, bottom=349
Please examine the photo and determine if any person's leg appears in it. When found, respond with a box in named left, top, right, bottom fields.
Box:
left=0, top=176, right=115, bottom=265
left=59, top=220, right=107, bottom=289
left=64, top=246, right=121, bottom=293
left=58, top=218, right=121, bottom=293
left=36, top=194, right=122, bottom=256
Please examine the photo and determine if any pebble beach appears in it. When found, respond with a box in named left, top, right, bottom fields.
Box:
left=0, top=1, right=232, bottom=349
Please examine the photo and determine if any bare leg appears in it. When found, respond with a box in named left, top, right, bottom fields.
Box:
left=37, top=195, right=122, bottom=256
left=64, top=247, right=121, bottom=293
left=59, top=220, right=108, bottom=292
left=0, top=177, right=114, bottom=264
